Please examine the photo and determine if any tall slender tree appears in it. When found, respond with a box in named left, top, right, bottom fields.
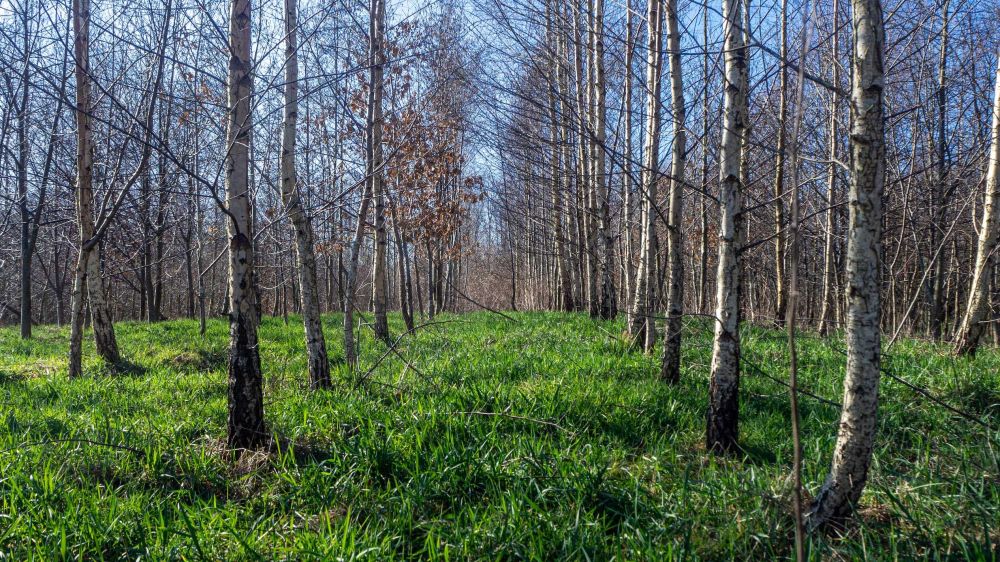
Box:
left=928, top=0, right=950, bottom=340
left=660, top=0, right=686, bottom=384
left=807, top=0, right=886, bottom=527
left=818, top=0, right=841, bottom=336
left=772, top=0, right=789, bottom=328
left=628, top=0, right=663, bottom=350
left=281, top=0, right=331, bottom=389
left=224, top=0, right=268, bottom=450
left=954, top=53, right=1000, bottom=356
left=344, top=0, right=384, bottom=364
left=68, top=0, right=170, bottom=376
left=370, top=0, right=390, bottom=344
left=589, top=0, right=616, bottom=319
left=706, top=0, right=749, bottom=453
left=68, top=0, right=117, bottom=378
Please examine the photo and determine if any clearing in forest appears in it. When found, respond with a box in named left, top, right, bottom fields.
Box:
left=0, top=312, right=997, bottom=559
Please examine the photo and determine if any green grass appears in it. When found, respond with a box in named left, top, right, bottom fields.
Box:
left=0, top=311, right=997, bottom=560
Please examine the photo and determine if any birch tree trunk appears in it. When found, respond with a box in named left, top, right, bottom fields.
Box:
left=370, top=0, right=389, bottom=344
left=572, top=0, right=597, bottom=317
left=622, top=0, right=636, bottom=322
left=343, top=0, right=383, bottom=365
left=954, top=53, right=1000, bottom=356
left=628, top=0, right=663, bottom=350
left=281, top=0, right=330, bottom=389
left=706, top=0, right=748, bottom=453
left=225, top=0, right=267, bottom=450
left=548, top=0, right=573, bottom=312
left=807, top=0, right=886, bottom=527
left=772, top=0, right=788, bottom=328
left=660, top=0, right=686, bottom=384
left=590, top=0, right=616, bottom=320
left=698, top=4, right=711, bottom=316
left=559, top=1, right=579, bottom=311
left=929, top=0, right=950, bottom=340
left=68, top=0, right=119, bottom=378
left=818, top=0, right=840, bottom=337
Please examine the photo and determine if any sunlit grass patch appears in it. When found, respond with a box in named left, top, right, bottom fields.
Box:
left=0, top=312, right=997, bottom=560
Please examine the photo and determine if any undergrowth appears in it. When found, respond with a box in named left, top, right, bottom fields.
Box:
left=0, top=312, right=997, bottom=560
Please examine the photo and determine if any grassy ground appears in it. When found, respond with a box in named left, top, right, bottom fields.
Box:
left=0, top=311, right=997, bottom=560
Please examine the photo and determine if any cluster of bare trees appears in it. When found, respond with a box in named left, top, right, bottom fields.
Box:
left=2, top=0, right=1000, bottom=533
left=0, top=0, right=481, bottom=449
left=472, top=0, right=999, bottom=530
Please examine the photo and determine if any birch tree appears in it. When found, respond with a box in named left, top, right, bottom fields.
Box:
left=807, top=0, right=885, bottom=527
left=953, top=53, right=1000, bottom=356
left=772, top=0, right=788, bottom=328
left=660, top=0, right=686, bottom=384
left=224, top=0, right=267, bottom=450
left=818, top=0, right=841, bottom=336
left=621, top=0, right=637, bottom=321
left=547, top=0, right=574, bottom=311
left=371, top=0, right=390, bottom=344
left=589, top=0, right=616, bottom=320
left=706, top=0, right=748, bottom=453
left=281, top=0, right=331, bottom=389
left=68, top=0, right=168, bottom=377
left=628, top=0, right=663, bottom=350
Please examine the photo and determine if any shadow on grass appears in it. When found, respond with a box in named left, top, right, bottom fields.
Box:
left=168, top=349, right=227, bottom=372
left=109, top=358, right=149, bottom=377
left=0, top=369, right=28, bottom=384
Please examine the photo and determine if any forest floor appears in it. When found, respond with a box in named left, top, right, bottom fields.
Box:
left=0, top=312, right=997, bottom=560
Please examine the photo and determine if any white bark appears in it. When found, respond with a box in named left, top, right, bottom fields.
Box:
left=548, top=0, right=574, bottom=311
left=660, top=0, right=685, bottom=383
left=572, top=0, right=597, bottom=317
left=622, top=0, right=636, bottom=321
left=628, top=0, right=663, bottom=350
left=225, top=0, right=267, bottom=450
left=370, top=0, right=389, bottom=343
left=807, top=0, right=886, bottom=527
left=68, top=0, right=119, bottom=378
left=281, top=0, right=330, bottom=388
left=706, top=0, right=748, bottom=453
left=954, top=53, right=1000, bottom=356
left=590, top=0, right=615, bottom=319
left=818, top=0, right=841, bottom=337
